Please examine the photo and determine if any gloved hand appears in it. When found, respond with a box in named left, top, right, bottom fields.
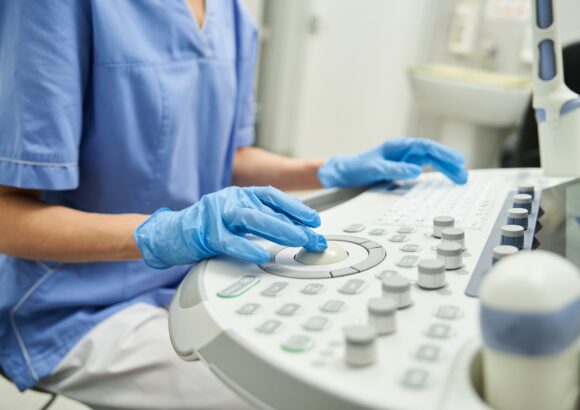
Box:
left=317, top=137, right=468, bottom=188
left=134, top=186, right=327, bottom=268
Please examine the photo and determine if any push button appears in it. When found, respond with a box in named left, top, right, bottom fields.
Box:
left=277, top=303, right=301, bottom=317
left=217, top=275, right=259, bottom=298
left=301, top=283, right=325, bottom=295
left=343, top=224, right=365, bottom=233
left=434, top=305, right=462, bottom=320
left=376, top=270, right=398, bottom=280
left=320, top=300, right=346, bottom=313
left=256, top=319, right=282, bottom=334
left=426, top=323, right=452, bottom=339
left=339, top=279, right=367, bottom=295
left=415, top=344, right=441, bottom=362
left=303, top=316, right=330, bottom=332
left=261, top=282, right=288, bottom=297
left=282, top=335, right=314, bottom=353
left=396, top=255, right=419, bottom=268
left=400, top=244, right=422, bottom=253
left=401, top=368, right=430, bottom=389
left=389, top=234, right=408, bottom=243
left=237, top=303, right=260, bottom=316
left=369, top=228, right=387, bottom=236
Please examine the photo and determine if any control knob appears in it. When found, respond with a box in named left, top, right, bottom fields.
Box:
left=501, top=225, right=525, bottom=250
left=417, top=259, right=446, bottom=289
left=367, top=297, right=397, bottom=335
left=517, top=183, right=535, bottom=199
left=344, top=325, right=377, bottom=367
left=441, top=227, right=465, bottom=249
left=492, top=245, right=519, bottom=265
left=513, top=194, right=532, bottom=213
left=432, top=216, right=455, bottom=238
left=381, top=276, right=413, bottom=308
left=436, top=242, right=463, bottom=270
left=507, top=208, right=529, bottom=230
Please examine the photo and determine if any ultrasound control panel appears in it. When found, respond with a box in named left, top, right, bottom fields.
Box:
left=168, top=169, right=569, bottom=410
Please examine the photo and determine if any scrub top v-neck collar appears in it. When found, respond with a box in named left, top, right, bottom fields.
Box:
left=179, top=0, right=216, bottom=57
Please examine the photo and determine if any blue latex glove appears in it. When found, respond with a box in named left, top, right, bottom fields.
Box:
left=318, top=137, right=468, bottom=188
left=134, top=186, right=328, bottom=268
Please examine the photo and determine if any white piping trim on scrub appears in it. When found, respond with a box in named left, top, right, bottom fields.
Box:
left=9, top=264, right=58, bottom=382
left=0, top=156, right=77, bottom=168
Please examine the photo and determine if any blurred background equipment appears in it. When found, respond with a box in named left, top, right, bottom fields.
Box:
left=527, top=0, right=580, bottom=176
left=248, top=0, right=580, bottom=169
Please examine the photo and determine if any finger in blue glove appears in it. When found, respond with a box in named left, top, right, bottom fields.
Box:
left=134, top=186, right=327, bottom=268
left=318, top=137, right=468, bottom=188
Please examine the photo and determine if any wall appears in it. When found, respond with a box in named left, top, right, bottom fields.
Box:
left=255, top=0, right=434, bottom=160
left=254, top=0, right=580, bottom=163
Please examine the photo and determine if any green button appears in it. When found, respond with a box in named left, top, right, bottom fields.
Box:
left=217, top=275, right=260, bottom=298
left=282, top=335, right=314, bottom=353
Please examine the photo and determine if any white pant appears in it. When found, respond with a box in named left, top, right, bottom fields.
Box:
left=39, top=304, right=252, bottom=410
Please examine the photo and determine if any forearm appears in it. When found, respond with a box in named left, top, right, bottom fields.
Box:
left=233, top=147, right=324, bottom=190
left=0, top=187, right=147, bottom=263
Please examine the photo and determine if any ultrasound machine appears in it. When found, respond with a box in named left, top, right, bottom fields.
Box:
left=168, top=1, right=580, bottom=409
left=168, top=170, right=579, bottom=409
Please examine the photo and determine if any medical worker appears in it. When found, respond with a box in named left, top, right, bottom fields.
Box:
left=0, top=1, right=467, bottom=409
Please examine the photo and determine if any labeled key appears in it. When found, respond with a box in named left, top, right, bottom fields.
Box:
left=217, top=276, right=260, bottom=298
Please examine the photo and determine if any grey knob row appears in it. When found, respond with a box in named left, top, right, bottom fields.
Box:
left=345, top=296, right=401, bottom=366
left=498, top=187, right=534, bottom=252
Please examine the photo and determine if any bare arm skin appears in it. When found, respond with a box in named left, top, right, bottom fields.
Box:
left=233, top=146, right=324, bottom=190
left=0, top=186, right=146, bottom=262
left=0, top=147, right=323, bottom=263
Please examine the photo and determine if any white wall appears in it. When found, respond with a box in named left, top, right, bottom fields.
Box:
left=557, top=0, right=580, bottom=46
left=241, top=0, right=265, bottom=28
left=292, top=0, right=434, bottom=159
left=256, top=0, right=434, bottom=160
left=255, top=0, right=580, bottom=162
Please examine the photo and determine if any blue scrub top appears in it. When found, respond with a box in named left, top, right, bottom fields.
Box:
left=0, top=0, right=258, bottom=390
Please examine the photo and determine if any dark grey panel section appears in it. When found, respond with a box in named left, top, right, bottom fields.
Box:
left=301, top=187, right=367, bottom=212
left=199, top=331, right=370, bottom=410
left=466, top=190, right=542, bottom=297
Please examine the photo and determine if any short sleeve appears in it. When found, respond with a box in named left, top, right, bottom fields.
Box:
left=232, top=0, right=259, bottom=148
left=0, top=0, right=91, bottom=190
